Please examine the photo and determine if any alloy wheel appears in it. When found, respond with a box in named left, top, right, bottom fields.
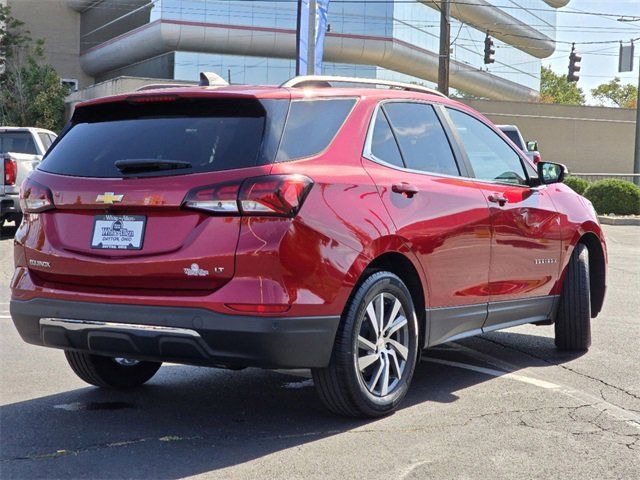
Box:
left=356, top=292, right=410, bottom=396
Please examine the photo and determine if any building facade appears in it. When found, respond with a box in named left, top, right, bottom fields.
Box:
left=9, top=0, right=570, bottom=100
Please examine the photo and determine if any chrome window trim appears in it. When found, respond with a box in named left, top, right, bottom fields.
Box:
left=362, top=99, right=465, bottom=181
left=363, top=99, right=540, bottom=189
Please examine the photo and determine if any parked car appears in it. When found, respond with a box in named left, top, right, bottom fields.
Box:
left=1, top=127, right=57, bottom=226
left=10, top=76, right=607, bottom=417
left=497, top=124, right=541, bottom=164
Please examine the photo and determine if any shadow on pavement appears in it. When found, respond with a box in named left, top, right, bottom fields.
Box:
left=0, top=332, right=583, bottom=479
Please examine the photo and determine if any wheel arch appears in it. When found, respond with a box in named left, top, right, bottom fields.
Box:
left=349, top=251, right=428, bottom=349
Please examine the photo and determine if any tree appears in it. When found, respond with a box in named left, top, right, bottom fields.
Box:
left=591, top=77, right=638, bottom=109
left=0, top=5, right=68, bottom=131
left=539, top=66, right=586, bottom=106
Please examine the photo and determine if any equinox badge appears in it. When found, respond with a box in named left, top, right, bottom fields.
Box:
left=96, top=192, right=124, bottom=204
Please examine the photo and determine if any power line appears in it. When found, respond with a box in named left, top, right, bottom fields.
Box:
left=68, top=0, right=640, bottom=22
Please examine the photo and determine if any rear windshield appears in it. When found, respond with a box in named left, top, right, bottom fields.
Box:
left=501, top=129, right=524, bottom=150
left=0, top=131, right=38, bottom=155
left=39, top=98, right=268, bottom=178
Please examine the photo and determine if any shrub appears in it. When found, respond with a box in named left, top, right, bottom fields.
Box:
left=583, top=179, right=640, bottom=215
left=563, top=176, right=590, bottom=195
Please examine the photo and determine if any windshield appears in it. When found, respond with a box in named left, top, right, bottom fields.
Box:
left=0, top=131, right=38, bottom=155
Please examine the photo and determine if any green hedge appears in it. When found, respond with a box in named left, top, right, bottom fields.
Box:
left=563, top=176, right=590, bottom=195
left=583, top=179, right=640, bottom=215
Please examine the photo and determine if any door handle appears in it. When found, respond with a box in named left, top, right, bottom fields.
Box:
left=487, top=193, right=508, bottom=206
left=392, top=183, right=419, bottom=198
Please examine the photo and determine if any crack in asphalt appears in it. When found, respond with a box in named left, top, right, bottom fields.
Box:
left=5, top=405, right=639, bottom=463
left=2, top=435, right=202, bottom=463
left=478, top=336, right=640, bottom=403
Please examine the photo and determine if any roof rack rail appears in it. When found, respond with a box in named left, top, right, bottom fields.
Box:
left=280, top=75, right=447, bottom=98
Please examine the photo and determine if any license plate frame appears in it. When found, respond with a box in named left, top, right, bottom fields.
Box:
left=90, top=214, right=147, bottom=250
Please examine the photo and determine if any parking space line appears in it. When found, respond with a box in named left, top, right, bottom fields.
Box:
left=424, top=357, right=560, bottom=389
left=424, top=347, right=640, bottom=427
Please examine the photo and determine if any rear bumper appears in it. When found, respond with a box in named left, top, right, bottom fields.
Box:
left=10, top=298, right=340, bottom=369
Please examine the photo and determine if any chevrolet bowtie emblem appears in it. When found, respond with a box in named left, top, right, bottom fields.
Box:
left=96, top=192, right=124, bottom=204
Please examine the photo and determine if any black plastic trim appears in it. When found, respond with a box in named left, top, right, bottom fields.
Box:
left=10, top=298, right=340, bottom=369
left=424, top=295, right=559, bottom=348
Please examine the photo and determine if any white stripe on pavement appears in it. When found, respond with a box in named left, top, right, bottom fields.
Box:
left=423, top=349, right=640, bottom=427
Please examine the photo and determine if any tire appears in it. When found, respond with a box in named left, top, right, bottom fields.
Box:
left=312, top=271, right=419, bottom=417
left=64, top=351, right=162, bottom=388
left=555, top=243, right=591, bottom=351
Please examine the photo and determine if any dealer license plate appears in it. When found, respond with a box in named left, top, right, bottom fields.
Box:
left=90, top=214, right=146, bottom=250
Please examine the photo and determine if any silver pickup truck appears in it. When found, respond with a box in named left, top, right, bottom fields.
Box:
left=1, top=127, right=57, bottom=226
left=497, top=124, right=541, bottom=165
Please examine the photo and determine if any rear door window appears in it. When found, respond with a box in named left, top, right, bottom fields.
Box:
left=383, top=103, right=459, bottom=176
left=39, top=98, right=269, bottom=178
left=276, top=98, right=356, bottom=161
left=0, top=132, right=38, bottom=155
left=369, top=109, right=404, bottom=168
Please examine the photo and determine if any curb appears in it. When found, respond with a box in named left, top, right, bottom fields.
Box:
left=598, top=216, right=640, bottom=226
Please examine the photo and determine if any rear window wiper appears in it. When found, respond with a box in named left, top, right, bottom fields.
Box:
left=114, top=159, right=192, bottom=174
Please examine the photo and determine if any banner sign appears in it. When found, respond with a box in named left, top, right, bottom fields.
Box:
left=296, top=0, right=331, bottom=75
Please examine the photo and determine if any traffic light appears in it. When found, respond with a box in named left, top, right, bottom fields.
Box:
left=484, top=34, right=495, bottom=64
left=568, top=44, right=582, bottom=83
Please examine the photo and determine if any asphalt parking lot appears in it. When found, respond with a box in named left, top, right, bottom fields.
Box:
left=0, top=223, right=638, bottom=480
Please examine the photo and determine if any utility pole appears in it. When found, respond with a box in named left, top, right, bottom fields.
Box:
left=437, top=0, right=450, bottom=96
left=634, top=62, right=640, bottom=185
left=307, top=0, right=317, bottom=76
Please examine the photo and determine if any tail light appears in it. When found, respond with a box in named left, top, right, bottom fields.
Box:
left=533, top=154, right=541, bottom=164
left=182, top=181, right=241, bottom=214
left=20, top=177, right=54, bottom=213
left=183, top=174, right=313, bottom=217
left=4, top=157, right=17, bottom=186
left=225, top=303, right=290, bottom=314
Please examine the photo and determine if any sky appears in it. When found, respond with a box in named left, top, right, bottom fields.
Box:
left=546, top=0, right=640, bottom=105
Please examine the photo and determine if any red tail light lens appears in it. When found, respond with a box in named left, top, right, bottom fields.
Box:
left=4, top=158, right=17, bottom=186
left=20, top=177, right=54, bottom=213
left=225, top=303, right=291, bottom=314
left=182, top=175, right=313, bottom=218
left=182, top=181, right=241, bottom=214
left=239, top=175, right=313, bottom=217
left=533, top=154, right=541, bottom=164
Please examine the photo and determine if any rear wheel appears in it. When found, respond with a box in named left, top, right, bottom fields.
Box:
left=312, top=272, right=419, bottom=417
left=64, top=351, right=161, bottom=388
left=555, top=243, right=591, bottom=351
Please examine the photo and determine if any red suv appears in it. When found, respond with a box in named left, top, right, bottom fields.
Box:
left=10, top=76, right=607, bottom=417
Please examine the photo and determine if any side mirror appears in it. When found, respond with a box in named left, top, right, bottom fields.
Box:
left=526, top=141, right=538, bottom=152
left=537, top=161, right=566, bottom=185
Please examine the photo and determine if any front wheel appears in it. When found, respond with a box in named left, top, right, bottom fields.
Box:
left=312, top=271, right=419, bottom=417
left=555, top=243, right=591, bottom=351
left=65, top=351, right=162, bottom=388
